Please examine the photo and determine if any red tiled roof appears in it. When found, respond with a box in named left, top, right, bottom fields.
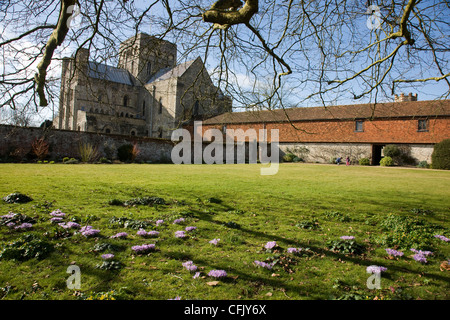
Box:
left=203, top=100, right=450, bottom=125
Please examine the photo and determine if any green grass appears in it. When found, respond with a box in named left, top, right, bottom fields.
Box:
left=0, top=163, right=449, bottom=300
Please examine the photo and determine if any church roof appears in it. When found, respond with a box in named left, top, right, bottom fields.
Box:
left=88, top=61, right=134, bottom=86
left=147, top=58, right=198, bottom=84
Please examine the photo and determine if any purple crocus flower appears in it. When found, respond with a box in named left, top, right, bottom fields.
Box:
left=340, top=236, right=355, bottom=240
left=50, top=209, right=65, bottom=217
left=175, top=231, right=186, bottom=238
left=434, top=235, right=450, bottom=242
left=110, top=232, right=128, bottom=239
left=58, top=221, right=81, bottom=229
left=185, top=226, right=197, bottom=232
left=173, top=218, right=185, bottom=225
left=131, top=244, right=156, bottom=253
left=80, top=225, right=100, bottom=237
left=366, top=265, right=388, bottom=274
left=14, top=222, right=32, bottom=230
left=208, top=270, right=227, bottom=278
left=1, top=212, right=16, bottom=219
left=410, top=249, right=433, bottom=256
left=193, top=272, right=200, bottom=279
left=254, top=260, right=276, bottom=270
left=155, top=220, right=164, bottom=226
left=385, top=248, right=404, bottom=257
left=209, top=238, right=220, bottom=246
left=137, top=229, right=159, bottom=238
left=264, top=241, right=277, bottom=250
left=413, top=254, right=428, bottom=263
left=102, top=254, right=115, bottom=260
left=182, top=261, right=198, bottom=272
left=287, top=248, right=303, bottom=254
left=50, top=217, right=63, bottom=223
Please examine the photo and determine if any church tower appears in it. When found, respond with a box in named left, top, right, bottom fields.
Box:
left=117, top=33, right=177, bottom=85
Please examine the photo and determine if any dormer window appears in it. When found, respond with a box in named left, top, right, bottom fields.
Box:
left=355, top=120, right=364, bottom=132
left=418, top=119, right=428, bottom=132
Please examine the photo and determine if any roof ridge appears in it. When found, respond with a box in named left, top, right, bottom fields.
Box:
left=203, top=100, right=450, bottom=124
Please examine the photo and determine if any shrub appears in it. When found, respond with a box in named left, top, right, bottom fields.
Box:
left=417, top=161, right=429, bottom=168
left=0, top=212, right=35, bottom=226
left=103, top=141, right=116, bottom=160
left=358, top=158, right=370, bottom=166
left=79, top=142, right=99, bottom=163
left=31, top=138, right=49, bottom=160
left=114, top=196, right=167, bottom=206
left=117, top=144, right=134, bottom=162
left=0, top=234, right=54, bottom=261
left=324, top=211, right=351, bottom=222
left=96, top=260, right=122, bottom=271
left=282, top=153, right=295, bottom=162
left=131, top=143, right=140, bottom=161
left=383, top=144, right=401, bottom=158
left=296, top=220, right=320, bottom=230
left=326, top=239, right=365, bottom=255
left=2, top=193, right=33, bottom=204
left=375, top=214, right=444, bottom=250
left=379, top=156, right=394, bottom=166
left=99, top=157, right=112, bottom=164
left=431, top=139, right=450, bottom=170
left=62, top=157, right=70, bottom=163
left=63, top=158, right=79, bottom=164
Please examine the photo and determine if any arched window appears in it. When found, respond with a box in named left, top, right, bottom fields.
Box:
left=158, top=98, right=162, bottom=114
left=147, top=62, right=152, bottom=76
left=130, top=130, right=136, bottom=136
left=142, top=100, right=146, bottom=117
left=120, top=112, right=124, bottom=117
left=123, top=96, right=128, bottom=107
left=125, top=113, right=129, bottom=118
left=105, top=128, right=111, bottom=134
left=158, top=128, right=163, bottom=138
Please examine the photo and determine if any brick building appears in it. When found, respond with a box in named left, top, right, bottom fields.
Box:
left=200, top=98, right=450, bottom=165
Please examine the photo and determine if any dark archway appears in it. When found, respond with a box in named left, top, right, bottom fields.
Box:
left=371, top=144, right=384, bottom=165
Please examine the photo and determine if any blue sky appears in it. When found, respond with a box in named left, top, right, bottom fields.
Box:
left=0, top=0, right=448, bottom=125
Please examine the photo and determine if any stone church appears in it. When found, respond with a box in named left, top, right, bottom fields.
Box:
left=54, top=33, right=232, bottom=138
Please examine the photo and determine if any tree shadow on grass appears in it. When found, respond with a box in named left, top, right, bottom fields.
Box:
left=191, top=208, right=450, bottom=286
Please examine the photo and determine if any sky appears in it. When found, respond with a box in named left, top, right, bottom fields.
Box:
left=0, top=0, right=449, bottom=126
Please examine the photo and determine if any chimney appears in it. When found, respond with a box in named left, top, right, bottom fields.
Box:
left=74, top=48, right=89, bottom=65
left=394, top=92, right=418, bottom=102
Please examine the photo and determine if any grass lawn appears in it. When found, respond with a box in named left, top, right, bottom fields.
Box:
left=0, top=163, right=449, bottom=300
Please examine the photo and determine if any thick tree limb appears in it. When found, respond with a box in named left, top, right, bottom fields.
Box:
left=34, top=0, right=76, bottom=106
left=203, top=0, right=258, bottom=29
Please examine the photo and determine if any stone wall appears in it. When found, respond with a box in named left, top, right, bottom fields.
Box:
left=0, top=124, right=173, bottom=163
left=279, top=142, right=372, bottom=164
